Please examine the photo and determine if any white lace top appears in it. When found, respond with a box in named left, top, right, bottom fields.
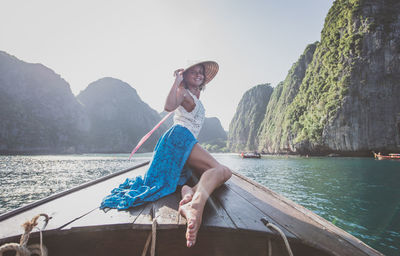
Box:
left=173, top=90, right=205, bottom=138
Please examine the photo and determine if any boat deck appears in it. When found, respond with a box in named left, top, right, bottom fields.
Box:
left=0, top=162, right=382, bottom=256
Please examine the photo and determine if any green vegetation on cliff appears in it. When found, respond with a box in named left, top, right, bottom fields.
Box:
left=233, top=0, right=400, bottom=154
left=282, top=0, right=365, bottom=149
left=228, top=84, right=273, bottom=152
left=257, top=43, right=317, bottom=153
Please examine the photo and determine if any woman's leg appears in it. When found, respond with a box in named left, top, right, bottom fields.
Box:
left=179, top=143, right=232, bottom=247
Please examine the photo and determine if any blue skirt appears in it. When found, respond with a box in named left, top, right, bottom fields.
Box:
left=100, top=125, right=197, bottom=210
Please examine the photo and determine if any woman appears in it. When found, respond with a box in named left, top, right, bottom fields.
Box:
left=100, top=61, right=232, bottom=248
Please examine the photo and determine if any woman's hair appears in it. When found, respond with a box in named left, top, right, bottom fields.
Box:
left=198, top=63, right=206, bottom=91
left=183, top=64, right=206, bottom=91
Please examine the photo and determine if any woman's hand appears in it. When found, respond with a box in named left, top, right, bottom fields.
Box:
left=164, top=68, right=186, bottom=112
left=173, top=68, right=184, bottom=86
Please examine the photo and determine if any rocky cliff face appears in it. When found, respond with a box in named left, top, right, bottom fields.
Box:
left=257, top=43, right=317, bottom=153
left=0, top=49, right=227, bottom=154
left=321, top=0, right=400, bottom=153
left=0, top=51, right=165, bottom=154
left=230, top=0, right=400, bottom=155
left=198, top=117, right=227, bottom=143
left=77, top=77, right=163, bottom=153
left=281, top=0, right=400, bottom=154
left=0, top=51, right=88, bottom=153
left=228, top=84, right=273, bottom=152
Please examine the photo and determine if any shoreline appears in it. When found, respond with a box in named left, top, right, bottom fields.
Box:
left=0, top=151, right=382, bottom=158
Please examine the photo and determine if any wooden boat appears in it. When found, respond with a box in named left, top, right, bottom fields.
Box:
left=0, top=161, right=383, bottom=256
left=373, top=151, right=400, bottom=160
left=240, top=152, right=261, bottom=159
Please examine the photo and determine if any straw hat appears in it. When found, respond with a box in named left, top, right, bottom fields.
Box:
left=183, top=60, right=219, bottom=85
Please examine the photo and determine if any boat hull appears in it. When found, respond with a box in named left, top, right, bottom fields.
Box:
left=1, top=227, right=330, bottom=256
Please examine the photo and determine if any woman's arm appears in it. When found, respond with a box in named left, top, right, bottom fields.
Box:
left=164, top=69, right=196, bottom=112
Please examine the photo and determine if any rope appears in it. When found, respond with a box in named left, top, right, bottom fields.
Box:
left=261, top=217, right=293, bottom=256
left=0, top=244, right=30, bottom=256
left=151, top=218, right=157, bottom=256
left=0, top=213, right=50, bottom=256
left=268, top=239, right=272, bottom=256
left=141, top=232, right=152, bottom=256
left=33, top=227, right=47, bottom=256
left=140, top=218, right=157, bottom=256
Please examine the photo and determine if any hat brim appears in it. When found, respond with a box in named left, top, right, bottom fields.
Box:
left=184, top=61, right=219, bottom=85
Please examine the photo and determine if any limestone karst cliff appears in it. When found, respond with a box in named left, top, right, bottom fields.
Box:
left=230, top=0, right=400, bottom=155
left=77, top=77, right=163, bottom=153
left=280, top=0, right=400, bottom=154
left=256, top=43, right=317, bottom=153
left=227, top=84, right=273, bottom=152
left=320, top=0, right=400, bottom=153
left=0, top=50, right=227, bottom=154
left=198, top=117, right=227, bottom=144
left=0, top=51, right=163, bottom=153
left=0, top=51, right=88, bottom=153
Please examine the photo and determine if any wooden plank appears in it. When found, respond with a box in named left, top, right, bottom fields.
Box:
left=61, top=205, right=146, bottom=231
left=201, top=192, right=237, bottom=230
left=153, top=191, right=182, bottom=229
left=132, top=202, right=154, bottom=229
left=228, top=173, right=383, bottom=256
left=213, top=183, right=296, bottom=239
left=0, top=163, right=149, bottom=241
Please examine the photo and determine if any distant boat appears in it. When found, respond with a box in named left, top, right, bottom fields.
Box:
left=240, top=152, right=261, bottom=159
left=372, top=151, right=400, bottom=160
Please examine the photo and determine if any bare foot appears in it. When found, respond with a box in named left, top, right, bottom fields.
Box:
left=179, top=185, right=194, bottom=206
left=179, top=202, right=203, bottom=247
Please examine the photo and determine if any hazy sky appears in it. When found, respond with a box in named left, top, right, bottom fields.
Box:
left=0, top=0, right=334, bottom=130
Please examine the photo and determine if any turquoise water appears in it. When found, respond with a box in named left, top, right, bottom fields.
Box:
left=0, top=154, right=399, bottom=255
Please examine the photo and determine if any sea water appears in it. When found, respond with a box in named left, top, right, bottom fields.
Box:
left=0, top=154, right=399, bottom=255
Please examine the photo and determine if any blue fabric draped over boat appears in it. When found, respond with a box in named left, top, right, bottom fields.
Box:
left=100, top=124, right=197, bottom=210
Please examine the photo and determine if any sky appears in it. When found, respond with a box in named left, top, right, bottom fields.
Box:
left=0, top=0, right=334, bottom=130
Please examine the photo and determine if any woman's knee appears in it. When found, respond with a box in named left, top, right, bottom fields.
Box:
left=187, top=144, right=219, bottom=173
left=218, top=165, right=232, bottom=182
